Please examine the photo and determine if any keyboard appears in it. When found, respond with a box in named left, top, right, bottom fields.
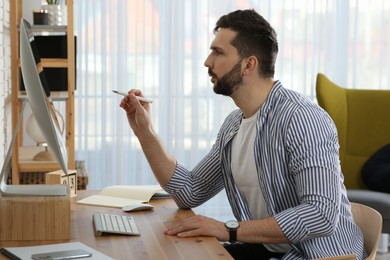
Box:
left=92, top=212, right=140, bottom=236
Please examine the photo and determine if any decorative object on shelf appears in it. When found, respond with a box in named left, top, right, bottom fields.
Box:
left=32, top=9, right=49, bottom=25
left=46, top=0, right=62, bottom=3
left=25, top=109, right=64, bottom=161
left=41, top=0, right=67, bottom=26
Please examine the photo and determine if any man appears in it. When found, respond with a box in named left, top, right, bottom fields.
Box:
left=120, top=9, right=365, bottom=260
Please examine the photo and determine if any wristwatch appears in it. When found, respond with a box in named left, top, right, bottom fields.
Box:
left=225, top=220, right=240, bottom=243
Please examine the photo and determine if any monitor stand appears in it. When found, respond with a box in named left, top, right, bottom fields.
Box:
left=0, top=193, right=70, bottom=243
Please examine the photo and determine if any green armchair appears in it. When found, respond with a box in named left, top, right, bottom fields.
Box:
left=316, top=73, right=390, bottom=233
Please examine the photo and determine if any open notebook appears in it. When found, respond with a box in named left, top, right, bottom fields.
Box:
left=77, top=185, right=170, bottom=208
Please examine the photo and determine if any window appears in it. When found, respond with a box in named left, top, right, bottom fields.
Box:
left=74, top=0, right=390, bottom=189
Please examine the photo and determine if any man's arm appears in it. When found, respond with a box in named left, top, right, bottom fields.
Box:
left=165, top=215, right=289, bottom=244
left=120, top=90, right=176, bottom=186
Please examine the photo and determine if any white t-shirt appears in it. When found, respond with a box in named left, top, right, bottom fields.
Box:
left=231, top=111, right=267, bottom=219
left=231, top=111, right=291, bottom=253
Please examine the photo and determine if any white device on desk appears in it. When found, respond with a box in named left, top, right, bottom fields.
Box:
left=31, top=249, right=92, bottom=260
left=122, top=203, right=154, bottom=212
left=92, top=212, right=140, bottom=236
left=0, top=19, right=68, bottom=196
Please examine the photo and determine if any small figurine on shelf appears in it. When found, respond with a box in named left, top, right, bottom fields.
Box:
left=46, top=0, right=63, bottom=4
left=42, top=0, right=67, bottom=26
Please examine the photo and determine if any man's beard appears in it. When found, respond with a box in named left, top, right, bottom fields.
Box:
left=212, top=61, right=244, bottom=96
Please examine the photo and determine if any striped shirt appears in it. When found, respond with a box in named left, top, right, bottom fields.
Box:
left=164, top=81, right=366, bottom=259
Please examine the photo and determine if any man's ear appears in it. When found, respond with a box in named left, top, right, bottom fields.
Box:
left=242, top=56, right=258, bottom=75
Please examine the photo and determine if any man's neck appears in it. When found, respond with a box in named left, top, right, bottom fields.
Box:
left=232, top=78, right=275, bottom=118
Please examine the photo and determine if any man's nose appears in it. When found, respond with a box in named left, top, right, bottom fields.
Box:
left=204, top=54, right=212, bottom=68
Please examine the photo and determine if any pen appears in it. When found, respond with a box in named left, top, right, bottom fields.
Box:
left=112, top=90, right=153, bottom=103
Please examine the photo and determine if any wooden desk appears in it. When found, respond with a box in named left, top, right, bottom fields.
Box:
left=0, top=191, right=232, bottom=259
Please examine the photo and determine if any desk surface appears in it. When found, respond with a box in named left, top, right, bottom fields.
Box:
left=0, top=191, right=232, bottom=260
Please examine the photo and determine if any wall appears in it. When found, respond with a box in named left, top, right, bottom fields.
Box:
left=0, top=0, right=11, bottom=161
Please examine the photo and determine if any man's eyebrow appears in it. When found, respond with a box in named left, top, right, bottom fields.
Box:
left=210, top=46, right=224, bottom=52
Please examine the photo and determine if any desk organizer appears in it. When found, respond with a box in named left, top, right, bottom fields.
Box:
left=46, top=169, right=77, bottom=197
left=0, top=193, right=70, bottom=242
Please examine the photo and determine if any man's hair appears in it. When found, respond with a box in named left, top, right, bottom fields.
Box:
left=214, top=9, right=278, bottom=78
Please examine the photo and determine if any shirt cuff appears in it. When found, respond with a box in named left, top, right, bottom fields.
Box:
left=274, top=207, right=310, bottom=243
left=162, top=162, right=188, bottom=195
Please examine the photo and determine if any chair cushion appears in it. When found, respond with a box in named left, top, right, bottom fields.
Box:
left=361, top=144, right=390, bottom=193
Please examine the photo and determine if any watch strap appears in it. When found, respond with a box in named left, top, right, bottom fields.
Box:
left=229, top=228, right=237, bottom=243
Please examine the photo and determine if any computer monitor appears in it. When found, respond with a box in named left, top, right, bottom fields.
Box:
left=20, top=18, right=68, bottom=175
left=0, top=18, right=68, bottom=196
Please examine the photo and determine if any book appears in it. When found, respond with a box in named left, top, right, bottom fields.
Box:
left=0, top=241, right=113, bottom=260
left=77, top=185, right=170, bottom=208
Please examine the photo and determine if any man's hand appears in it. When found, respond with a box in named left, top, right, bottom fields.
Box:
left=119, top=89, right=152, bottom=139
left=165, top=215, right=229, bottom=241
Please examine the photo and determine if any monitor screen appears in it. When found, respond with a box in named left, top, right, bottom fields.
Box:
left=0, top=19, right=68, bottom=196
left=19, top=18, right=68, bottom=176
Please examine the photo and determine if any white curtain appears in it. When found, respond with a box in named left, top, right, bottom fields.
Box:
left=73, top=0, right=390, bottom=190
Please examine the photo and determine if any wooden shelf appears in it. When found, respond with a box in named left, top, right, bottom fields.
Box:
left=31, top=25, right=67, bottom=33
left=41, top=58, right=69, bottom=68
left=18, top=91, right=69, bottom=101
left=18, top=146, right=72, bottom=172
left=17, top=58, right=69, bottom=68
